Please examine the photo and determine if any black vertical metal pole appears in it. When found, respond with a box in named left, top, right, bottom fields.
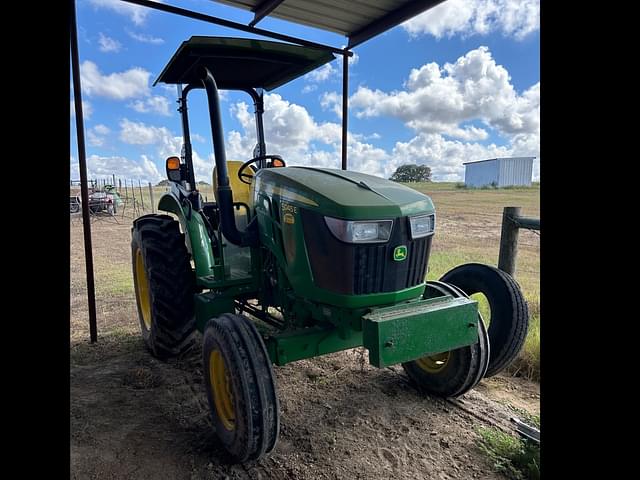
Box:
left=71, top=0, right=98, bottom=343
left=178, top=85, right=197, bottom=189
left=341, top=52, right=349, bottom=170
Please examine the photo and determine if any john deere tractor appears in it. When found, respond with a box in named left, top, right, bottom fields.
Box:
left=131, top=37, right=528, bottom=462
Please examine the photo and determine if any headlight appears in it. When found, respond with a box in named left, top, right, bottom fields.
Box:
left=324, top=217, right=393, bottom=243
left=408, top=213, right=435, bottom=239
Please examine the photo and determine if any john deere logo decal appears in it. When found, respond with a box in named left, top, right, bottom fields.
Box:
left=393, top=245, right=407, bottom=261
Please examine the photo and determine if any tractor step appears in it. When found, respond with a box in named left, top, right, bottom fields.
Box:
left=362, top=295, right=479, bottom=368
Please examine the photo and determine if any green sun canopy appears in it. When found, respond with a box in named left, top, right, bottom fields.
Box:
left=154, top=36, right=336, bottom=91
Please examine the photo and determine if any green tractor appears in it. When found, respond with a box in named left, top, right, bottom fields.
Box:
left=131, top=37, right=529, bottom=462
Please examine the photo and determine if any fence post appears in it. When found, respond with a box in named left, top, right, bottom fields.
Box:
left=131, top=179, right=136, bottom=214
left=112, top=174, right=116, bottom=186
left=148, top=182, right=155, bottom=213
left=138, top=180, right=145, bottom=211
left=498, top=206, right=521, bottom=277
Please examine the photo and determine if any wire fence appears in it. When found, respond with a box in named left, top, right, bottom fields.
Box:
left=70, top=178, right=221, bottom=225
left=70, top=178, right=166, bottom=224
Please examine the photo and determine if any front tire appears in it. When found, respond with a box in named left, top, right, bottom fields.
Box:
left=203, top=314, right=280, bottom=462
left=402, top=281, right=490, bottom=398
left=440, top=263, right=529, bottom=377
left=131, top=214, right=196, bottom=359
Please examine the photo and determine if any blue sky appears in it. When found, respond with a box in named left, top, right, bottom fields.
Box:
left=71, top=0, right=540, bottom=183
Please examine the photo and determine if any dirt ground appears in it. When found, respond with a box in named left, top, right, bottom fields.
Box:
left=70, top=187, right=539, bottom=480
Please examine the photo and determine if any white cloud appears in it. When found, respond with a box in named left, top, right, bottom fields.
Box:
left=115, top=119, right=212, bottom=182
left=107, top=56, right=538, bottom=187
left=80, top=61, right=150, bottom=100
left=70, top=99, right=93, bottom=119
left=227, top=56, right=538, bottom=183
left=70, top=156, right=78, bottom=179
left=305, top=63, right=337, bottom=82
left=403, top=0, right=539, bottom=40
left=88, top=0, right=154, bottom=26
left=140, top=155, right=162, bottom=182
left=153, top=132, right=213, bottom=182
left=159, top=84, right=178, bottom=94
left=93, top=124, right=110, bottom=135
left=98, top=33, right=121, bottom=53
left=119, top=118, right=171, bottom=145
left=303, top=54, right=354, bottom=88
left=388, top=133, right=512, bottom=181
left=70, top=153, right=162, bottom=183
left=126, top=30, right=165, bottom=45
left=226, top=93, right=387, bottom=177
left=87, top=124, right=110, bottom=147
left=87, top=131, right=103, bottom=147
left=226, top=93, right=522, bottom=180
left=128, top=96, right=172, bottom=116
left=350, top=46, right=539, bottom=140
left=347, top=46, right=539, bottom=180
left=320, top=91, right=342, bottom=118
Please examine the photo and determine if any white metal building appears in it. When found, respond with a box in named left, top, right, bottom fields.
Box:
left=463, top=157, right=535, bottom=188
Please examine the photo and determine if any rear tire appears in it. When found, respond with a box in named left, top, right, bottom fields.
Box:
left=440, top=263, right=529, bottom=377
left=131, top=214, right=196, bottom=359
left=203, top=314, right=280, bottom=462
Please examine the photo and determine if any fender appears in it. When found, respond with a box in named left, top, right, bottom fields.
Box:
left=158, top=192, right=216, bottom=279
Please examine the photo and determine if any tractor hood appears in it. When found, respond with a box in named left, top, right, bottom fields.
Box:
left=254, top=167, right=434, bottom=220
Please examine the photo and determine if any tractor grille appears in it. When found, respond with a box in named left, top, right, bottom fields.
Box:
left=301, top=209, right=432, bottom=295
left=353, top=237, right=429, bottom=294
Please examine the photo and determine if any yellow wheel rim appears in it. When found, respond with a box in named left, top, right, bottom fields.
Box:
left=209, top=350, right=236, bottom=431
left=135, top=248, right=152, bottom=329
left=416, top=351, right=451, bottom=373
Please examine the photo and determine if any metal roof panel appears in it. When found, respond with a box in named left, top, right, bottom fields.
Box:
left=211, top=0, right=446, bottom=42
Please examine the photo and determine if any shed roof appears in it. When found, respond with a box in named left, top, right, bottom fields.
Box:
left=463, top=157, right=536, bottom=166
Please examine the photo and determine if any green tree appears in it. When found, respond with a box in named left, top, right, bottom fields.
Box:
left=389, top=164, right=432, bottom=182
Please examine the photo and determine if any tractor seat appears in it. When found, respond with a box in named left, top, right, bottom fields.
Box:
left=213, top=160, right=253, bottom=207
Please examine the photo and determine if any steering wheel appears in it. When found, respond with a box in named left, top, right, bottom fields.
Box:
left=237, top=155, right=286, bottom=184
